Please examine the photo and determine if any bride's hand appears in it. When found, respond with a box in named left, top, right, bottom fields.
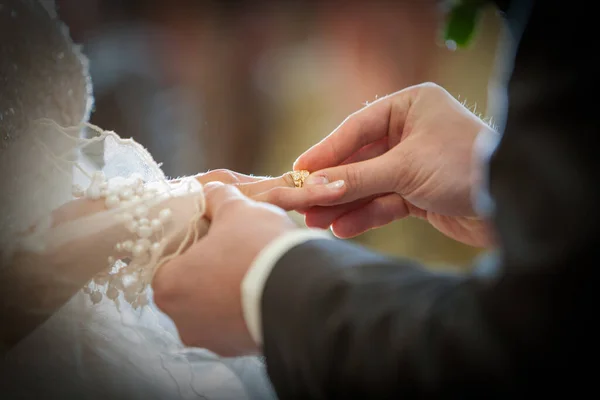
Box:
left=190, top=169, right=348, bottom=211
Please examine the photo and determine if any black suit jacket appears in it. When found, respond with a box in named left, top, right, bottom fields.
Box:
left=261, top=1, right=600, bottom=398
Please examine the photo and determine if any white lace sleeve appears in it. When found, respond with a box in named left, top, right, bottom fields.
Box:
left=2, top=120, right=207, bottom=329
left=1, top=0, right=274, bottom=396
left=0, top=121, right=274, bottom=400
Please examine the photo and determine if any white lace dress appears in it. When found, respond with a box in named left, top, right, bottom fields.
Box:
left=0, top=1, right=275, bottom=398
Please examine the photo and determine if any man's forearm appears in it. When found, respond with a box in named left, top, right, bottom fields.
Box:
left=258, top=239, right=526, bottom=398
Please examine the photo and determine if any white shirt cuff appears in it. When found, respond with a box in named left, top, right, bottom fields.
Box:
left=472, top=127, right=501, bottom=218
left=241, top=228, right=332, bottom=345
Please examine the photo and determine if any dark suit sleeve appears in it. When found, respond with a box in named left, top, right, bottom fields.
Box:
left=261, top=2, right=600, bottom=398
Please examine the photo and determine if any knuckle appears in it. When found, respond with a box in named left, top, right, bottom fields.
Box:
left=203, top=180, right=224, bottom=191
left=206, top=182, right=234, bottom=196
left=211, top=169, right=241, bottom=184
left=418, top=82, right=441, bottom=92
left=383, top=198, right=406, bottom=222
left=344, top=165, right=362, bottom=193
left=280, top=173, right=295, bottom=189
left=416, top=82, right=448, bottom=99
left=305, top=184, right=322, bottom=197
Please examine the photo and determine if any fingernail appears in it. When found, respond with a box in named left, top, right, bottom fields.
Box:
left=326, top=180, right=345, bottom=189
left=305, top=174, right=329, bottom=185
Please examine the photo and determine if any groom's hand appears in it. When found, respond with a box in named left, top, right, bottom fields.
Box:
left=152, top=182, right=300, bottom=356
left=293, top=83, right=495, bottom=247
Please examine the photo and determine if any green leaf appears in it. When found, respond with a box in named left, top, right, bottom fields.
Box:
left=443, top=2, right=486, bottom=49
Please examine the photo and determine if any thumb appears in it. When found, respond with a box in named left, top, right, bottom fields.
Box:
left=153, top=182, right=246, bottom=297
left=202, top=182, right=250, bottom=221
left=303, top=154, right=398, bottom=204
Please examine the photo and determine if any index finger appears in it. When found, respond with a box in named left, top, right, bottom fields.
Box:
left=168, top=170, right=263, bottom=187
left=193, top=169, right=264, bottom=185
left=235, top=173, right=296, bottom=197
left=293, top=94, right=394, bottom=172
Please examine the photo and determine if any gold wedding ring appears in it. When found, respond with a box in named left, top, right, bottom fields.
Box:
left=287, top=170, right=310, bottom=188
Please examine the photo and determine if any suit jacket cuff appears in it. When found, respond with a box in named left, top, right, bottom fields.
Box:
left=241, top=228, right=332, bottom=345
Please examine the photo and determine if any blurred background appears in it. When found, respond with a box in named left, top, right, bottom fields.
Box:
left=56, top=0, right=503, bottom=270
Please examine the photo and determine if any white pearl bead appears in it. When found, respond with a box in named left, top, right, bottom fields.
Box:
left=137, top=238, right=151, bottom=249
left=151, top=219, right=162, bottom=232
left=120, top=188, right=133, bottom=200
left=132, top=244, right=146, bottom=258
left=158, top=208, right=172, bottom=222
left=87, top=172, right=159, bottom=305
left=130, top=195, right=142, bottom=204
left=135, top=205, right=149, bottom=218
left=132, top=239, right=150, bottom=257
left=72, top=184, right=84, bottom=197
left=122, top=240, right=133, bottom=252
left=137, top=225, right=153, bottom=239
left=126, top=220, right=138, bottom=233
left=86, top=187, right=101, bottom=200
left=151, top=241, right=162, bottom=254
left=105, top=195, right=120, bottom=208
left=119, top=213, right=134, bottom=223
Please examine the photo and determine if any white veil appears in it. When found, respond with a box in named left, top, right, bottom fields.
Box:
left=0, top=1, right=275, bottom=398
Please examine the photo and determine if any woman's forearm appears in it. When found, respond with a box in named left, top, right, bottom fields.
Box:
left=0, top=191, right=206, bottom=349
